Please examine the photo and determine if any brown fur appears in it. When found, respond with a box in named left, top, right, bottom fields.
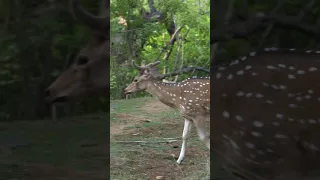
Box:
left=211, top=48, right=320, bottom=180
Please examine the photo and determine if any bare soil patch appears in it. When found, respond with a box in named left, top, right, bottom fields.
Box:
left=110, top=113, right=150, bottom=137
left=111, top=122, right=210, bottom=180
left=141, top=99, right=172, bottom=113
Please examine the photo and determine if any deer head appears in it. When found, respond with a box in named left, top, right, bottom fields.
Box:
left=45, top=0, right=109, bottom=103
left=124, top=60, right=161, bottom=95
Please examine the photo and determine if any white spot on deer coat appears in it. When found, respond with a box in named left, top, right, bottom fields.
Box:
left=267, top=65, right=277, bottom=70
left=288, top=74, right=296, bottom=79
left=245, top=142, right=255, bottom=149
left=237, top=91, right=244, bottom=97
left=235, top=115, right=243, bottom=122
left=253, top=121, right=263, bottom=127
left=222, top=111, right=230, bottom=118
left=308, top=119, right=317, bottom=124
left=276, top=113, right=284, bottom=119
left=227, top=74, right=233, bottom=80
left=309, top=67, right=317, bottom=72
left=249, top=52, right=256, bottom=56
left=289, top=66, right=295, bottom=70
left=216, top=73, right=222, bottom=79
left=272, top=122, right=280, bottom=126
left=251, top=131, right=261, bottom=137
left=275, top=134, right=288, bottom=139
left=245, top=65, right=252, bottom=70
left=237, top=70, right=244, bottom=75
left=297, top=70, right=305, bottom=74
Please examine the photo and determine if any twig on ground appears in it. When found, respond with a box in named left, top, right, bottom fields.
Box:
left=114, top=140, right=178, bottom=144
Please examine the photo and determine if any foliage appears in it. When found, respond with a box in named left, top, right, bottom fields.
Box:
left=110, top=0, right=210, bottom=99
left=213, top=0, right=320, bottom=63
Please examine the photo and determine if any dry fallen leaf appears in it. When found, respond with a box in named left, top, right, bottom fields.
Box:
left=156, top=176, right=164, bottom=179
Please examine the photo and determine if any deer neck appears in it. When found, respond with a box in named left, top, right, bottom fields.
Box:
left=145, top=79, right=180, bottom=109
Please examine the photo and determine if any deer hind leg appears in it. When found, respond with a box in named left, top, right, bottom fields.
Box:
left=177, top=119, right=192, bottom=164
left=193, top=118, right=210, bottom=149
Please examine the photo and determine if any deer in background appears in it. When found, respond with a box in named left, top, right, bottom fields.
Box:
left=124, top=60, right=210, bottom=164
left=211, top=48, right=320, bottom=180
left=45, top=0, right=109, bottom=103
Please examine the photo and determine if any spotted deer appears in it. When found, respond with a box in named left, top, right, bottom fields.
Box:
left=45, top=0, right=109, bottom=103
left=211, top=47, right=320, bottom=180
left=124, top=60, right=210, bottom=164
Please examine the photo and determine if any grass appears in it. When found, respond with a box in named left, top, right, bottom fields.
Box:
left=110, top=97, right=210, bottom=180
left=0, top=114, right=109, bottom=180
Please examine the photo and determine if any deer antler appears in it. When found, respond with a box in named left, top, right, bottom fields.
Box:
left=71, top=0, right=109, bottom=32
left=132, top=60, right=143, bottom=70
left=131, top=60, right=161, bottom=70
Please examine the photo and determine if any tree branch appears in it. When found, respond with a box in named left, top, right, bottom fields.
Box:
left=211, top=13, right=320, bottom=44
left=154, top=25, right=185, bottom=62
left=158, top=66, right=210, bottom=79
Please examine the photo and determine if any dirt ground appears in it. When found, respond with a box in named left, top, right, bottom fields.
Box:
left=110, top=100, right=171, bottom=136
left=110, top=97, right=210, bottom=180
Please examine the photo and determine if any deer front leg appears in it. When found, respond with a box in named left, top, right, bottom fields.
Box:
left=177, top=119, right=192, bottom=164
left=194, top=118, right=210, bottom=149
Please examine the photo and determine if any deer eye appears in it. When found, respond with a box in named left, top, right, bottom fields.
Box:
left=133, top=79, right=138, bottom=82
left=77, top=56, right=89, bottom=65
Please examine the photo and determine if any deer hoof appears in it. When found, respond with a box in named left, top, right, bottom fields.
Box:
left=176, top=159, right=183, bottom=164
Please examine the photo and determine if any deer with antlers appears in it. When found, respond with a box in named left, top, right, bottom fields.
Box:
left=124, top=60, right=210, bottom=164
left=45, top=0, right=109, bottom=103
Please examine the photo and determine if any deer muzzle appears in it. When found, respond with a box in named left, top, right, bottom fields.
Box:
left=123, top=88, right=132, bottom=95
left=44, top=89, right=69, bottom=103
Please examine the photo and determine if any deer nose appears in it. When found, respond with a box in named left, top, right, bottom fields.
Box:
left=45, top=89, right=51, bottom=97
left=45, top=89, right=56, bottom=98
left=123, top=89, right=130, bottom=95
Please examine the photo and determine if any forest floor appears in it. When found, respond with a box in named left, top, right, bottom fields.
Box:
left=0, top=113, right=108, bottom=180
left=110, top=97, right=209, bottom=180
left=0, top=97, right=209, bottom=180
